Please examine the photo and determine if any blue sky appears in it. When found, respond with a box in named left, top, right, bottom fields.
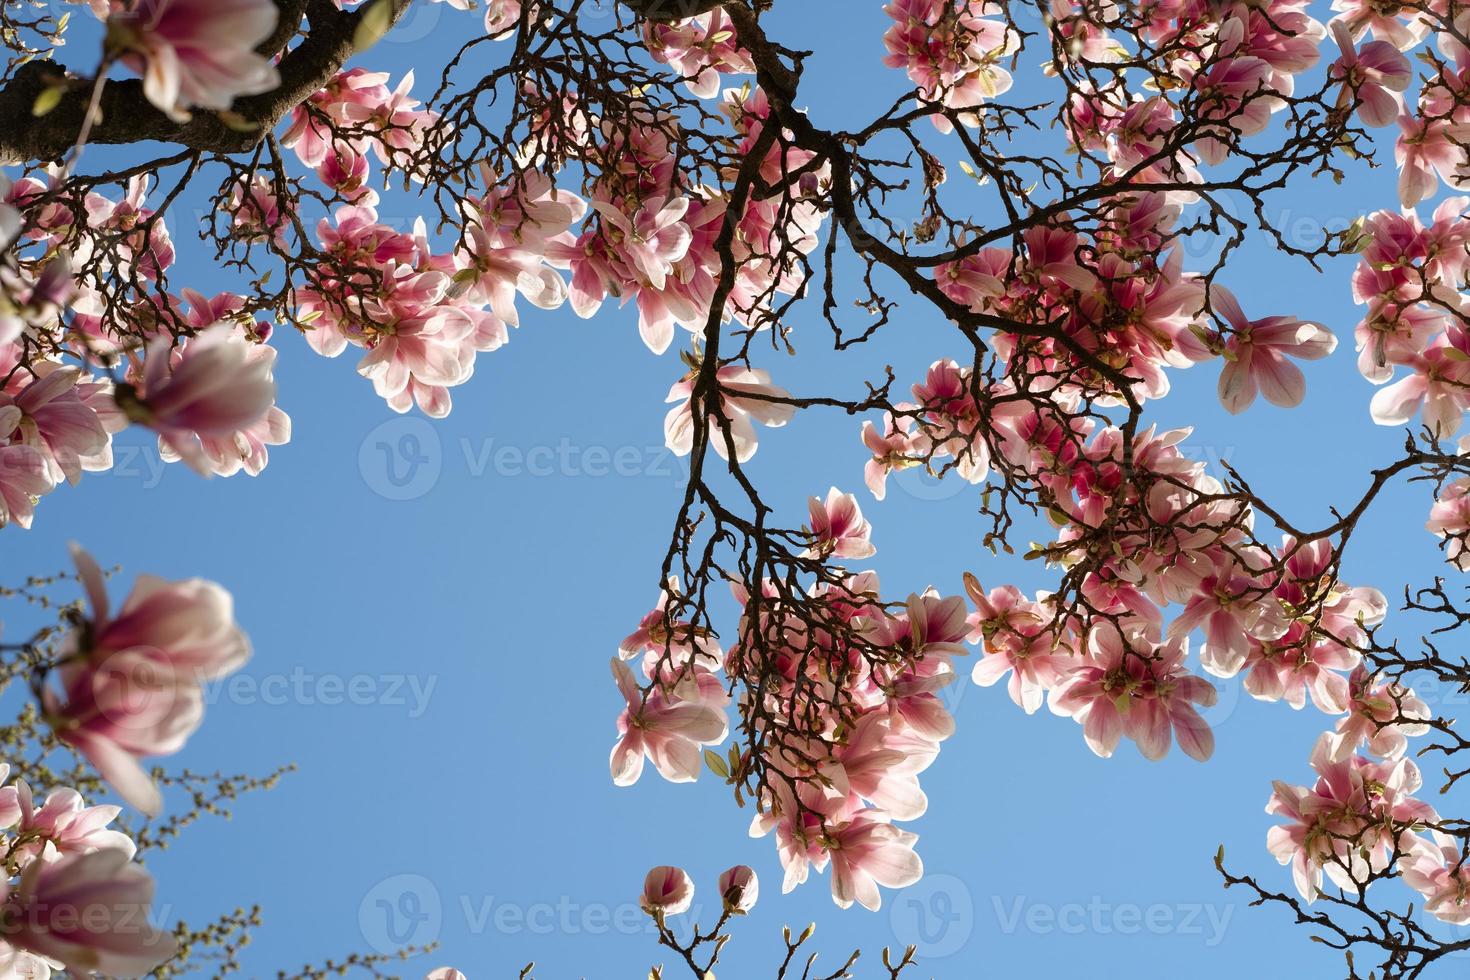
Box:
left=6, top=1, right=1470, bottom=977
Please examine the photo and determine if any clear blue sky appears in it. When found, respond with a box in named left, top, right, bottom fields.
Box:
left=6, top=2, right=1470, bottom=977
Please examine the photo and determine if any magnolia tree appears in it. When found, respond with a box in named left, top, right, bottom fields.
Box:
left=3, top=0, right=1470, bottom=975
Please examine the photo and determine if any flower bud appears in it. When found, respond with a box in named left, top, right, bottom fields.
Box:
left=716, top=865, right=757, bottom=913
left=641, top=865, right=693, bottom=916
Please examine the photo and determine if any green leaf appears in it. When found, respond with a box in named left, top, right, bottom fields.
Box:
left=704, top=749, right=728, bottom=778
left=31, top=85, right=63, bottom=117
left=353, top=0, right=395, bottom=52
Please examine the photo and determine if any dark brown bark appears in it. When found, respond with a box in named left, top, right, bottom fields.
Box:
left=0, top=0, right=412, bottom=166
left=618, top=0, right=729, bottom=21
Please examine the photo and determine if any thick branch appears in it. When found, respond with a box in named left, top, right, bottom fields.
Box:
left=618, top=0, right=729, bottom=22
left=0, top=0, right=412, bottom=166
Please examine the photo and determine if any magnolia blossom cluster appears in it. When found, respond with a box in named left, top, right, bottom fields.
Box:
left=0, top=767, right=176, bottom=978
left=78, top=0, right=499, bottom=127
left=735, top=581, right=959, bottom=912
left=868, top=364, right=1396, bottom=752
left=43, top=546, right=251, bottom=817
left=882, top=0, right=1019, bottom=131
left=280, top=68, right=440, bottom=198
left=554, top=82, right=827, bottom=361
left=611, top=491, right=948, bottom=911
left=277, top=64, right=580, bottom=420
left=1055, top=0, right=1419, bottom=163
left=264, top=9, right=818, bottom=430
left=1056, top=1, right=1320, bottom=176
left=294, top=166, right=582, bottom=417
left=1348, top=201, right=1470, bottom=567
left=610, top=577, right=730, bottom=788
left=1262, top=694, right=1467, bottom=920
left=642, top=9, right=754, bottom=99
left=935, top=194, right=1334, bottom=415
left=1353, top=200, right=1470, bottom=436
left=0, top=173, right=289, bottom=527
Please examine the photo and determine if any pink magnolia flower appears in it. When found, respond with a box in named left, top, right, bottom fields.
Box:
left=966, top=576, right=1071, bottom=714
left=1327, top=20, right=1411, bottom=127
left=353, top=301, right=475, bottom=409
left=640, top=865, right=693, bottom=916
left=0, top=942, right=56, bottom=979
left=1329, top=2, right=1430, bottom=52
left=425, top=971, right=468, bottom=980
left=619, top=578, right=723, bottom=667
left=805, top=487, right=876, bottom=561
left=830, top=713, right=931, bottom=821
left=0, top=848, right=177, bottom=976
left=589, top=196, right=693, bottom=355
left=315, top=141, right=376, bottom=204
left=82, top=176, right=175, bottom=282
left=108, top=0, right=281, bottom=122
left=1232, top=538, right=1383, bottom=713
left=1396, top=114, right=1470, bottom=208
left=1428, top=477, right=1470, bottom=570
left=642, top=9, right=753, bottom=99
left=1169, top=558, right=1290, bottom=676
left=482, top=0, right=520, bottom=36
left=1050, top=626, right=1217, bottom=762
left=717, top=865, right=758, bottom=913
left=883, top=0, right=1017, bottom=130
left=454, top=222, right=572, bottom=330
left=664, top=365, right=794, bottom=463
left=1239, top=624, right=1362, bottom=714
left=1332, top=666, right=1429, bottom=761
left=1187, top=55, right=1278, bottom=164
left=1267, top=732, right=1436, bottom=900
left=228, top=174, right=289, bottom=245
left=609, top=658, right=728, bottom=786
left=1354, top=302, right=1443, bottom=384
left=1369, top=325, right=1470, bottom=436
left=281, top=68, right=393, bottom=168
left=151, top=313, right=290, bottom=478
left=1213, top=286, right=1337, bottom=413
left=3, top=367, right=110, bottom=487
left=44, top=545, right=250, bottom=815
left=826, top=810, right=923, bottom=911
left=860, top=411, right=922, bottom=501
left=0, top=429, right=57, bottom=529
left=122, top=324, right=280, bottom=476
left=14, top=783, right=135, bottom=865
left=337, top=71, right=440, bottom=173
left=1403, top=833, right=1470, bottom=924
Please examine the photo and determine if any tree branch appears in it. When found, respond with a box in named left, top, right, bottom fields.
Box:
left=0, top=0, right=412, bottom=166
left=618, top=0, right=730, bottom=22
